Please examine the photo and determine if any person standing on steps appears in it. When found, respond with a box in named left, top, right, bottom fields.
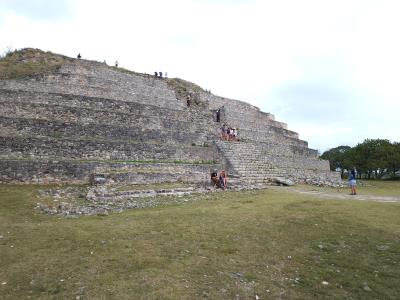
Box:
left=220, top=124, right=226, bottom=140
left=216, top=108, right=221, bottom=122
left=218, top=106, right=225, bottom=123
left=219, top=170, right=227, bottom=190
left=232, top=128, right=237, bottom=141
left=349, top=168, right=357, bottom=195
left=226, top=127, right=231, bottom=141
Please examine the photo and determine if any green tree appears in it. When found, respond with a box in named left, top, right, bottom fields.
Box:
left=342, top=147, right=358, bottom=177
left=321, top=146, right=351, bottom=178
left=322, top=139, right=400, bottom=180
left=352, top=139, right=393, bottom=179
left=384, top=142, right=400, bottom=178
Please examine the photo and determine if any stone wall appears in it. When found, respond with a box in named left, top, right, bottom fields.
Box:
left=0, top=116, right=213, bottom=145
left=0, top=60, right=186, bottom=110
left=0, top=89, right=208, bottom=124
left=0, top=160, right=217, bottom=184
left=0, top=136, right=217, bottom=162
left=1, top=102, right=199, bottom=130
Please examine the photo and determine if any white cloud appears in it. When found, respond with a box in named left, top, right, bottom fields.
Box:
left=0, top=0, right=75, bottom=20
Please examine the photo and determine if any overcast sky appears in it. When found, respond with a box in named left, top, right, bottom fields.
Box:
left=1, top=0, right=399, bottom=152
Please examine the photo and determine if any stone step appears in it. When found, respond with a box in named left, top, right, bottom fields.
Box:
left=237, top=174, right=281, bottom=178
left=90, top=170, right=209, bottom=185
left=0, top=88, right=181, bottom=113
left=0, top=98, right=212, bottom=128
left=0, top=116, right=210, bottom=144
left=240, top=168, right=267, bottom=174
left=87, top=186, right=196, bottom=201
left=0, top=158, right=220, bottom=184
left=0, top=136, right=217, bottom=162
left=236, top=173, right=279, bottom=177
left=214, top=140, right=315, bottom=157
left=227, top=159, right=270, bottom=163
left=234, top=165, right=281, bottom=170
left=237, top=178, right=270, bottom=184
left=233, top=165, right=276, bottom=169
left=0, top=72, right=186, bottom=110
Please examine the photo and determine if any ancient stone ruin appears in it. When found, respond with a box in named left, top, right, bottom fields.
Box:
left=0, top=48, right=341, bottom=192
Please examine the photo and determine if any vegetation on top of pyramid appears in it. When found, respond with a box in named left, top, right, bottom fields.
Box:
left=0, top=48, right=74, bottom=80
left=0, top=48, right=208, bottom=99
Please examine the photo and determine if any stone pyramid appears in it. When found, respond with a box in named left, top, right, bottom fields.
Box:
left=0, top=48, right=340, bottom=187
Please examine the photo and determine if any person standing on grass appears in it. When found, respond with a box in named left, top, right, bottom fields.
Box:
left=349, top=169, right=357, bottom=195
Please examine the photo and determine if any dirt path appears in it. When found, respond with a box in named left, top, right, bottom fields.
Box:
left=270, top=186, right=400, bottom=203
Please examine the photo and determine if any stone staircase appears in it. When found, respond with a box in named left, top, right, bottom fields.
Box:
left=213, top=139, right=341, bottom=186
left=214, top=140, right=280, bottom=184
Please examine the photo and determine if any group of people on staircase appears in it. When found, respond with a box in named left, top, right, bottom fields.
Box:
left=215, top=107, right=238, bottom=141
left=220, top=124, right=238, bottom=141
left=211, top=170, right=227, bottom=190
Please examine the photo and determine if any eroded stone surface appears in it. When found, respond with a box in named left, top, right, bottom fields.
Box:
left=36, top=183, right=267, bottom=216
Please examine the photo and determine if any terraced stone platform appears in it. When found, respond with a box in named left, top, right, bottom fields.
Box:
left=0, top=48, right=340, bottom=188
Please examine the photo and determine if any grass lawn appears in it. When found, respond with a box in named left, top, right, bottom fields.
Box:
left=1, top=183, right=399, bottom=299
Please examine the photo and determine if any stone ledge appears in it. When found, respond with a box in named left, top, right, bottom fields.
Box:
left=0, top=100, right=212, bottom=131
left=0, top=159, right=221, bottom=184
left=0, top=116, right=210, bottom=144
left=0, top=89, right=208, bottom=120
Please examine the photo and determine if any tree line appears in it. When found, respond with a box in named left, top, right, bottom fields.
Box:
left=320, top=139, right=400, bottom=179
